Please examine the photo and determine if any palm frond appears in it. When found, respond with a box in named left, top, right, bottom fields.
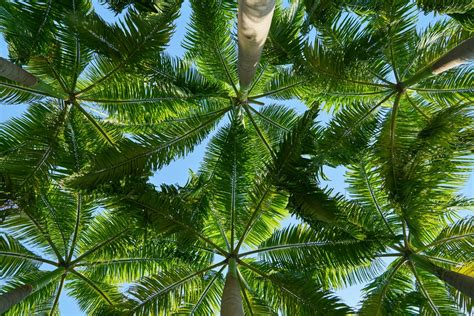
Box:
left=240, top=260, right=351, bottom=315
left=68, top=104, right=226, bottom=188
left=184, top=0, right=238, bottom=92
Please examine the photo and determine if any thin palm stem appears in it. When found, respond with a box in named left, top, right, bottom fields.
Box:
left=247, top=63, right=268, bottom=96
left=250, top=80, right=306, bottom=99
left=374, top=259, right=406, bottom=316
left=67, top=193, right=82, bottom=263
left=132, top=260, right=227, bottom=312
left=0, top=252, right=58, bottom=266
left=214, top=40, right=238, bottom=95
left=243, top=105, right=274, bottom=156
left=83, top=109, right=226, bottom=181
left=19, top=103, right=70, bottom=187
left=70, top=24, right=81, bottom=92
left=368, top=69, right=393, bottom=85
left=375, top=253, right=402, bottom=258
left=388, top=26, right=400, bottom=83
left=126, top=198, right=229, bottom=256
left=79, top=94, right=227, bottom=104
left=191, top=265, right=225, bottom=314
left=22, top=210, right=65, bottom=264
left=421, top=255, right=459, bottom=266
left=321, top=89, right=392, bottom=97
left=234, top=183, right=272, bottom=253
left=310, top=67, right=391, bottom=88
left=76, top=62, right=123, bottom=96
left=239, top=261, right=307, bottom=302
left=359, top=163, right=397, bottom=238
left=418, top=233, right=474, bottom=252
left=73, top=101, right=116, bottom=146
left=247, top=98, right=265, bottom=105
left=405, top=93, right=430, bottom=121
left=210, top=207, right=232, bottom=252
left=77, top=258, right=166, bottom=266
left=339, top=91, right=395, bottom=140
left=409, top=261, right=440, bottom=316
left=230, top=129, right=237, bottom=250
left=42, top=57, right=69, bottom=93
left=248, top=105, right=289, bottom=132
left=388, top=92, right=402, bottom=210
left=237, top=268, right=254, bottom=316
left=40, top=193, right=68, bottom=256
left=408, top=87, right=474, bottom=93
left=238, top=239, right=365, bottom=258
left=70, top=229, right=128, bottom=265
left=49, top=274, right=66, bottom=316
left=76, top=11, right=179, bottom=96
left=0, top=81, right=58, bottom=98
left=69, top=270, right=113, bottom=305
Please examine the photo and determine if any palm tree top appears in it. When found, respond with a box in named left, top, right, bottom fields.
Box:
left=0, top=183, right=157, bottom=315
left=106, top=111, right=376, bottom=314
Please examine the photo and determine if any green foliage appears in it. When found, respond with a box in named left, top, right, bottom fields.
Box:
left=0, top=0, right=473, bottom=314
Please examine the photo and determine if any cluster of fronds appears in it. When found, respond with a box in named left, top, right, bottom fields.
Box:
left=0, top=0, right=472, bottom=315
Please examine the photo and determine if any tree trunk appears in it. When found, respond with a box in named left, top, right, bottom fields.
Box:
left=237, top=0, right=275, bottom=90
left=0, top=284, right=33, bottom=314
left=0, top=267, right=65, bottom=313
left=220, top=266, right=244, bottom=316
left=0, top=57, right=38, bottom=87
left=436, top=267, right=474, bottom=299
left=431, top=36, right=474, bottom=75
left=411, top=254, right=474, bottom=299
left=403, top=36, right=474, bottom=86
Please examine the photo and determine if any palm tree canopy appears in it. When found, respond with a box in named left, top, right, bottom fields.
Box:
left=0, top=0, right=472, bottom=314
left=102, top=111, right=365, bottom=315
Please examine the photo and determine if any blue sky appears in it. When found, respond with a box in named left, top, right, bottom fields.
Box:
left=0, top=0, right=472, bottom=314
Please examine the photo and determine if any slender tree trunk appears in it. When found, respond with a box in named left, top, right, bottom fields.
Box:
left=237, top=0, right=275, bottom=90
left=411, top=254, right=474, bottom=299
left=0, top=57, right=38, bottom=87
left=431, top=36, right=474, bottom=74
left=0, top=267, right=65, bottom=313
left=435, top=267, right=474, bottom=299
left=0, top=284, right=33, bottom=313
left=220, top=261, right=244, bottom=316
left=403, top=36, right=474, bottom=86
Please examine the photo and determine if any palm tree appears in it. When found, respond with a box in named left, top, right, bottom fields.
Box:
left=311, top=92, right=474, bottom=314
left=0, top=105, right=173, bottom=314
left=0, top=57, right=38, bottom=86
left=0, top=0, right=185, bottom=194
left=237, top=0, right=276, bottom=90
left=1, top=1, right=472, bottom=315
left=0, top=182, right=171, bottom=315
left=106, top=110, right=380, bottom=315
left=299, top=0, right=473, bottom=117
left=416, top=0, right=474, bottom=29
left=68, top=0, right=312, bottom=189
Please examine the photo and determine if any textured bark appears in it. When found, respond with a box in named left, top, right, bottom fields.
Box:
left=0, top=284, right=33, bottom=314
left=0, top=57, right=38, bottom=87
left=436, top=267, right=474, bottom=299
left=431, top=36, right=474, bottom=74
left=403, top=36, right=474, bottom=86
left=411, top=254, right=474, bottom=299
left=220, top=270, right=244, bottom=316
left=237, top=0, right=275, bottom=89
left=0, top=267, right=64, bottom=313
